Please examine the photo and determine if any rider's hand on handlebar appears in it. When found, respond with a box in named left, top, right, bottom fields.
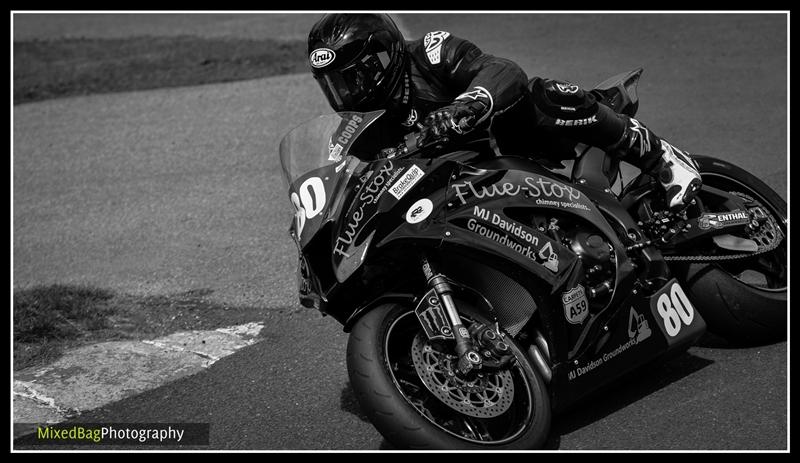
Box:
left=420, top=102, right=480, bottom=145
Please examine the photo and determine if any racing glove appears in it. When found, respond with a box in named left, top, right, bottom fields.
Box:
left=422, top=86, right=495, bottom=141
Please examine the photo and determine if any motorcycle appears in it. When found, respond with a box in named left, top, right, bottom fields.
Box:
left=278, top=69, right=787, bottom=449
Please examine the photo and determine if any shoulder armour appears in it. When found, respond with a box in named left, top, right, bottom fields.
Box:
left=422, top=31, right=451, bottom=65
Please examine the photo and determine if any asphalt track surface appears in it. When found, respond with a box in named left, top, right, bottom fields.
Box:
left=13, top=13, right=787, bottom=450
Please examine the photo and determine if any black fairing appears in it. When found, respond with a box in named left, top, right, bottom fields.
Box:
left=312, top=144, right=640, bottom=353
left=290, top=68, right=706, bottom=413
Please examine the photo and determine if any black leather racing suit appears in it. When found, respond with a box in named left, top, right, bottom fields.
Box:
left=350, top=31, right=664, bottom=169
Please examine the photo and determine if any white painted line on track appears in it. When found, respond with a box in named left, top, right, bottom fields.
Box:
left=13, top=322, right=266, bottom=426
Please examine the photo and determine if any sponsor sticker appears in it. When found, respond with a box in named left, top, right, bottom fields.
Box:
left=415, top=294, right=454, bottom=340
left=451, top=176, right=588, bottom=211
left=567, top=306, right=652, bottom=381
left=334, top=114, right=364, bottom=149
left=562, top=285, right=588, bottom=324
left=555, top=115, right=598, bottom=127
left=628, top=307, right=653, bottom=342
left=328, top=142, right=344, bottom=162
left=471, top=206, right=539, bottom=246
left=423, top=31, right=450, bottom=65
left=406, top=198, right=433, bottom=224
left=466, top=206, right=572, bottom=274
left=389, top=164, right=425, bottom=199
left=698, top=210, right=750, bottom=229
left=334, top=161, right=399, bottom=257
left=309, top=48, right=335, bottom=68
left=538, top=242, right=559, bottom=273
left=466, top=218, right=539, bottom=259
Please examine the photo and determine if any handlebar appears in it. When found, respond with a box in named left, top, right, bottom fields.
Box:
left=383, top=115, right=475, bottom=161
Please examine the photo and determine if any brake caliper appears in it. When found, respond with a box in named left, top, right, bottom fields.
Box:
left=468, top=323, right=516, bottom=371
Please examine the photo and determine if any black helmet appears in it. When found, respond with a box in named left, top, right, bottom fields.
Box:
left=308, top=14, right=407, bottom=112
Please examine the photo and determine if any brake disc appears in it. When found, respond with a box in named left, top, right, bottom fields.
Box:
left=410, top=332, right=514, bottom=419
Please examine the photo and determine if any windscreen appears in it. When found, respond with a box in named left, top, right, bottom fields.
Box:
left=278, top=111, right=384, bottom=247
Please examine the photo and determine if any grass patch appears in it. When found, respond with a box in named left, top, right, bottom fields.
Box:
left=14, top=285, right=116, bottom=343
left=14, top=36, right=309, bottom=104
left=13, top=284, right=283, bottom=371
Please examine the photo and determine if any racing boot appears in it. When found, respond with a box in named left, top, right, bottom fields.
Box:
left=612, top=116, right=702, bottom=212
left=653, top=139, right=703, bottom=212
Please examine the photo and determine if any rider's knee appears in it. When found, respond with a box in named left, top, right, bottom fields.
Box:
left=528, top=77, right=600, bottom=125
left=528, top=77, right=628, bottom=149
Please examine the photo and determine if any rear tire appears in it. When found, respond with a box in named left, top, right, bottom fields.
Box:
left=347, top=302, right=551, bottom=449
left=672, top=156, right=786, bottom=345
left=678, top=263, right=786, bottom=345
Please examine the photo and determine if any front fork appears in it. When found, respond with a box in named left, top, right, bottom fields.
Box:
left=420, top=256, right=484, bottom=376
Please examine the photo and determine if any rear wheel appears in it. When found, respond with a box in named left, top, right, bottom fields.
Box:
left=671, top=156, right=786, bottom=345
left=346, top=301, right=550, bottom=449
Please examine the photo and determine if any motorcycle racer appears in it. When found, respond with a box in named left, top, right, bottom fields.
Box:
left=307, top=13, right=702, bottom=212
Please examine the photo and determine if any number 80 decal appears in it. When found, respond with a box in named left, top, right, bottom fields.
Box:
left=291, top=177, right=326, bottom=236
left=656, top=283, right=695, bottom=337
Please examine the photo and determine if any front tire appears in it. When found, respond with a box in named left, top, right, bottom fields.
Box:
left=347, top=302, right=551, bottom=449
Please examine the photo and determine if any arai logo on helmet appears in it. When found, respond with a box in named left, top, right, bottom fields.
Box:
left=310, top=48, right=335, bottom=68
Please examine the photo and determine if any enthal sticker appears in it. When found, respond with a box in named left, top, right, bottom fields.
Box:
left=423, top=31, right=450, bottom=65
left=310, top=48, right=335, bottom=68
left=406, top=198, right=433, bottom=224
left=654, top=282, right=695, bottom=337
left=389, top=164, right=425, bottom=199
left=698, top=210, right=750, bottom=229
left=562, top=285, right=588, bottom=324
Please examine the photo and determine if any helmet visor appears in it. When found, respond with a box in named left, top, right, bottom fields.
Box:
left=315, top=50, right=392, bottom=111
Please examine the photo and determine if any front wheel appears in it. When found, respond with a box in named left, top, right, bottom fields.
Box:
left=671, top=155, right=786, bottom=345
left=346, top=301, right=551, bottom=449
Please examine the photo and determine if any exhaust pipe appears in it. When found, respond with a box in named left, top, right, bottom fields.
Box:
left=527, top=344, right=552, bottom=384
left=533, top=330, right=550, bottom=362
left=527, top=330, right=552, bottom=383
